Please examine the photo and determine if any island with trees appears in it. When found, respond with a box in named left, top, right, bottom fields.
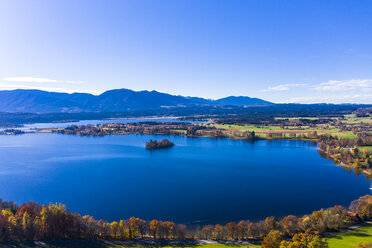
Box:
left=145, top=139, right=174, bottom=150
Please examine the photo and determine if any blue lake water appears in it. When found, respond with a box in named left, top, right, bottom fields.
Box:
left=0, top=133, right=370, bottom=224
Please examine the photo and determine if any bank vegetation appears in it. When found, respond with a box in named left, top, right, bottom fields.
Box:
left=0, top=195, right=371, bottom=247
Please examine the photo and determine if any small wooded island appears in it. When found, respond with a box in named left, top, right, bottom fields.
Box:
left=146, top=139, right=174, bottom=150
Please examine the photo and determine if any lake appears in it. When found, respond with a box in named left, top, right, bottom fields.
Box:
left=0, top=132, right=370, bottom=225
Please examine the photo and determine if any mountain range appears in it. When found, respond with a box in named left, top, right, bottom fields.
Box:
left=0, top=89, right=272, bottom=113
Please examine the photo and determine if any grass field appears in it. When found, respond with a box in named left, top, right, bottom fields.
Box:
left=342, top=114, right=372, bottom=124
left=209, top=124, right=358, bottom=139
left=327, top=224, right=372, bottom=248
left=274, top=114, right=372, bottom=132
left=212, top=124, right=284, bottom=131
left=359, top=146, right=372, bottom=152
left=275, top=117, right=321, bottom=120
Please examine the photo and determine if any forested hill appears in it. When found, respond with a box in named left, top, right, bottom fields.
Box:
left=0, top=89, right=272, bottom=113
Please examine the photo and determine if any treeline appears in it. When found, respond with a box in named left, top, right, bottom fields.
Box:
left=56, top=122, right=259, bottom=141
left=0, top=201, right=183, bottom=242
left=260, top=194, right=372, bottom=248
left=0, top=195, right=371, bottom=244
left=355, top=107, right=372, bottom=117
left=211, top=104, right=369, bottom=125
left=318, top=135, right=372, bottom=170
left=54, top=122, right=193, bottom=136
left=1, top=104, right=369, bottom=126
left=0, top=129, right=25, bottom=135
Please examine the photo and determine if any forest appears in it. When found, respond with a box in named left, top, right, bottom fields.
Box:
left=0, top=104, right=370, bottom=126
left=0, top=195, right=371, bottom=247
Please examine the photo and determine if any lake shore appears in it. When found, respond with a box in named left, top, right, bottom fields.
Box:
left=36, top=119, right=372, bottom=177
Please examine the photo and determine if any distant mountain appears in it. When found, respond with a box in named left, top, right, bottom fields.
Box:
left=87, top=89, right=196, bottom=112
left=214, top=96, right=272, bottom=106
left=0, top=90, right=95, bottom=113
left=0, top=89, right=272, bottom=113
left=185, top=96, right=214, bottom=104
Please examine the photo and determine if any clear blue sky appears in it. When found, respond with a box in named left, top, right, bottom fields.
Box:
left=0, top=0, right=372, bottom=103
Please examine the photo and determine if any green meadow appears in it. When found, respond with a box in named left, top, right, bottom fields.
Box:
left=327, top=224, right=372, bottom=248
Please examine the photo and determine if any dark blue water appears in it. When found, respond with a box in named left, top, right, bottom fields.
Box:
left=0, top=133, right=369, bottom=224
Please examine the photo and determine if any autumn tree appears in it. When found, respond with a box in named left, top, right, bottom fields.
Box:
left=237, top=220, right=248, bottom=240
left=350, top=195, right=372, bottom=220
left=213, top=224, right=224, bottom=240
left=149, top=220, right=160, bottom=239
left=176, top=224, right=187, bottom=239
left=262, top=230, right=283, bottom=248
left=160, top=221, right=175, bottom=239
left=16, top=202, right=41, bottom=218
left=40, top=203, right=71, bottom=240
left=358, top=242, right=372, bottom=248
left=265, top=217, right=275, bottom=234
left=282, top=215, right=299, bottom=236
left=110, top=221, right=119, bottom=239
left=361, top=203, right=372, bottom=220
left=138, top=219, right=147, bottom=238
left=201, top=225, right=211, bottom=239
left=127, top=217, right=140, bottom=239
left=225, top=222, right=237, bottom=240
left=118, top=219, right=127, bottom=239
left=280, top=230, right=328, bottom=248
left=247, top=222, right=258, bottom=238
